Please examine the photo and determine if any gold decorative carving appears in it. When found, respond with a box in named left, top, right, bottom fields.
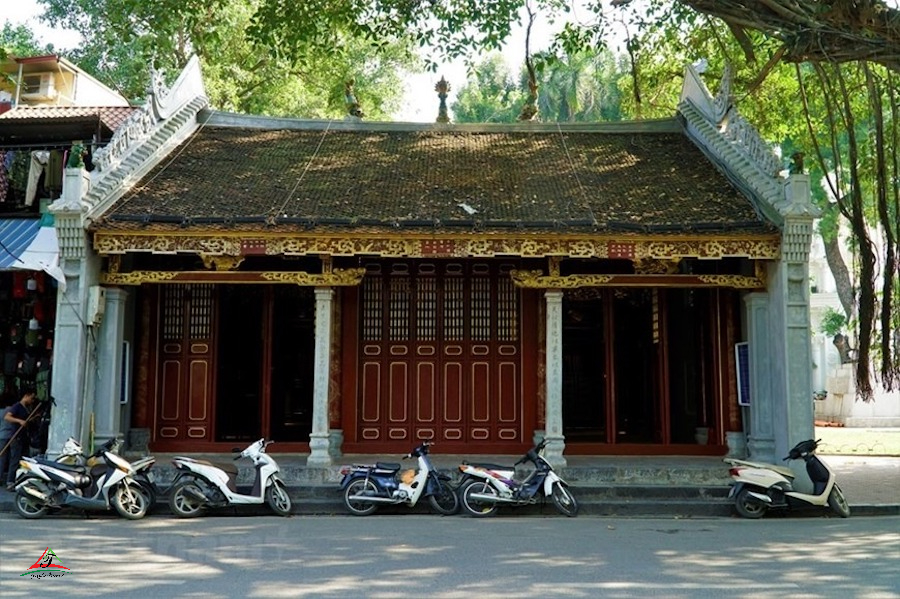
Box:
left=102, top=268, right=366, bottom=286
left=260, top=268, right=365, bottom=286
left=633, top=258, right=680, bottom=275
left=102, top=271, right=180, bottom=285
left=548, top=256, right=561, bottom=277
left=696, top=275, right=765, bottom=289
left=511, top=270, right=614, bottom=288
left=511, top=270, right=763, bottom=289
left=200, top=254, right=245, bottom=271
left=94, top=232, right=781, bottom=260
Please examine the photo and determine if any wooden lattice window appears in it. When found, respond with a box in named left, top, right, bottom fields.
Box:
left=497, top=264, right=519, bottom=342
left=161, top=284, right=213, bottom=340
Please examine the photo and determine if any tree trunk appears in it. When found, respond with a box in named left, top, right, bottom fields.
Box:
left=822, top=232, right=855, bottom=320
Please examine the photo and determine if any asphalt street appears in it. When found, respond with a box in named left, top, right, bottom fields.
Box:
left=1, top=513, right=897, bottom=599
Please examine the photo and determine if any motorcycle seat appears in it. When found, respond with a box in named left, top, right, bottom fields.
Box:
left=376, top=462, right=401, bottom=472
left=190, top=459, right=239, bottom=477
left=725, top=458, right=795, bottom=478
left=34, top=457, right=87, bottom=474
left=461, top=461, right=516, bottom=471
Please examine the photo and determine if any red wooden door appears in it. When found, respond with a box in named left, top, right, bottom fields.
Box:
left=358, top=260, right=522, bottom=450
left=155, top=284, right=215, bottom=442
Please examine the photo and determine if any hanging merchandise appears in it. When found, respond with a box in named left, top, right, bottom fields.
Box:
left=8, top=151, right=29, bottom=201
left=25, top=319, right=40, bottom=348
left=12, top=271, right=29, bottom=299
left=0, top=150, right=8, bottom=203
left=25, top=150, right=50, bottom=206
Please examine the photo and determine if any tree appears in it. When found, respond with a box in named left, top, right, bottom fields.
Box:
left=451, top=54, right=524, bottom=122
left=36, top=0, right=416, bottom=118
left=1, top=23, right=53, bottom=94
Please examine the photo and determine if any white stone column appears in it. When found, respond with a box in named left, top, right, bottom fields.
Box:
left=93, top=288, right=127, bottom=447
left=307, top=287, right=333, bottom=466
left=47, top=267, right=88, bottom=455
left=543, top=289, right=566, bottom=467
left=46, top=169, right=93, bottom=455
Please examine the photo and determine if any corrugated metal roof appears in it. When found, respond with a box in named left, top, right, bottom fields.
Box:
left=0, top=218, right=41, bottom=269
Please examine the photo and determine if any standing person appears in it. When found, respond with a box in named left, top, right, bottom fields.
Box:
left=0, top=388, right=37, bottom=490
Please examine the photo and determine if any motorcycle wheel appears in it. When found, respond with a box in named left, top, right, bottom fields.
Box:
left=343, top=479, right=378, bottom=516
left=168, top=480, right=206, bottom=518
left=460, top=480, right=499, bottom=517
left=266, top=481, right=292, bottom=516
left=828, top=484, right=851, bottom=518
left=427, top=479, right=460, bottom=515
left=734, top=487, right=768, bottom=519
left=112, top=482, right=149, bottom=520
left=551, top=483, right=579, bottom=517
left=14, top=483, right=49, bottom=519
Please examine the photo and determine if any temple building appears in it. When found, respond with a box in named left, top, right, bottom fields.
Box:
left=46, top=57, right=817, bottom=465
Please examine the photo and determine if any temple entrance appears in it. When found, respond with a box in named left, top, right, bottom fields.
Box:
left=356, top=259, right=524, bottom=451
left=563, top=288, right=725, bottom=450
left=611, top=289, right=661, bottom=443
left=561, top=293, right=607, bottom=442
left=153, top=283, right=315, bottom=449
left=215, top=285, right=315, bottom=443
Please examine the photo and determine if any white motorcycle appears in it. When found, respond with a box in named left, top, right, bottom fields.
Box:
left=13, top=445, right=149, bottom=520
left=168, top=438, right=292, bottom=517
left=457, top=438, right=578, bottom=517
left=55, top=437, right=159, bottom=510
left=724, top=438, right=850, bottom=519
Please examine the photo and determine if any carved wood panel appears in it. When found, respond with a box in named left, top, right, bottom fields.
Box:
left=156, top=284, right=215, bottom=441
left=359, top=260, right=522, bottom=448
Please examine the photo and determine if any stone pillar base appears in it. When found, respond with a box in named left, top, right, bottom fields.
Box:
left=541, top=435, right=567, bottom=469
left=307, top=433, right=332, bottom=467
left=328, top=429, right=344, bottom=458
left=748, top=435, right=776, bottom=463
left=725, top=431, right=747, bottom=458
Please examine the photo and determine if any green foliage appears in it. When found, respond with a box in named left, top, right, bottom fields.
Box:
left=1, top=22, right=50, bottom=57
left=451, top=46, right=627, bottom=123
left=450, top=54, right=524, bottom=122
left=35, top=0, right=416, bottom=116
left=1, top=23, right=54, bottom=93
left=820, top=307, right=847, bottom=337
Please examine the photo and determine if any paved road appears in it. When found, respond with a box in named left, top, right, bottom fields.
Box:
left=1, top=513, right=898, bottom=598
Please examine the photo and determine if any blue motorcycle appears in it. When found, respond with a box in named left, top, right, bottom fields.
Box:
left=339, top=441, right=459, bottom=516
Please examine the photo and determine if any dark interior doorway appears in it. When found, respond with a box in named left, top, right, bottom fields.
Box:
left=612, top=289, right=659, bottom=443
left=215, top=286, right=264, bottom=441
left=562, top=294, right=606, bottom=442
left=214, top=285, right=315, bottom=443
left=269, top=286, right=315, bottom=442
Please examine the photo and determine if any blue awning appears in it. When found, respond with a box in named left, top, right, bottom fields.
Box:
left=0, top=218, right=41, bottom=269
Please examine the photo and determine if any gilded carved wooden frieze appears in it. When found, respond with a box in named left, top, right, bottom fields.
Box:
left=510, top=270, right=765, bottom=290
left=101, top=268, right=366, bottom=286
left=93, top=232, right=781, bottom=261
left=200, top=254, right=245, bottom=271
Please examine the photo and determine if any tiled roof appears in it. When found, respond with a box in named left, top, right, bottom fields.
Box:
left=0, top=105, right=135, bottom=130
left=96, top=119, right=776, bottom=235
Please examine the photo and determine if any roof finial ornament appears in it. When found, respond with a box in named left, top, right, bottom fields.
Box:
left=345, top=79, right=363, bottom=120
left=435, top=76, right=450, bottom=124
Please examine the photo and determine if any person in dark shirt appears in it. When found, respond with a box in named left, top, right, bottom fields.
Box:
left=0, top=389, right=37, bottom=490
